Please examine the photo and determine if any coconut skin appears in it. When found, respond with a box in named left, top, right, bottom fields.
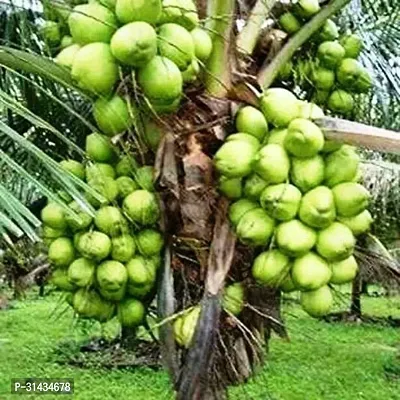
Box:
left=228, top=199, right=259, bottom=227
left=318, top=19, right=339, bottom=42
left=340, top=34, right=363, bottom=59
left=317, top=41, right=345, bottom=69
left=59, top=159, right=85, bottom=180
left=86, top=133, right=115, bottom=162
left=48, top=237, right=75, bottom=267
left=330, top=255, right=358, bottom=284
left=219, top=176, right=243, bottom=200
left=300, top=285, right=333, bottom=318
left=252, top=250, right=291, bottom=287
left=290, top=155, right=325, bottom=193
left=236, top=106, right=269, bottom=142
left=55, top=44, right=81, bottom=69
left=41, top=203, right=67, bottom=230
left=327, top=90, right=354, bottom=115
left=118, top=299, right=145, bottom=327
left=332, top=182, right=370, bottom=217
left=68, top=258, right=95, bottom=287
left=243, top=174, right=268, bottom=201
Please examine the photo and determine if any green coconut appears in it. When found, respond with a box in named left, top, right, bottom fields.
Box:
left=330, top=255, right=358, bottom=284
left=324, top=145, right=360, bottom=187
left=85, top=133, right=115, bottom=163
left=316, top=222, right=356, bottom=261
left=73, top=231, right=85, bottom=249
left=111, top=234, right=136, bottom=262
left=235, top=106, right=269, bottom=142
left=260, top=183, right=302, bottom=221
left=93, top=96, right=132, bottom=136
left=293, top=0, right=320, bottom=18
left=298, top=101, right=324, bottom=120
left=67, top=257, right=95, bottom=287
left=190, top=27, right=212, bottom=61
left=276, top=220, right=317, bottom=257
left=51, top=269, right=76, bottom=291
left=218, top=176, right=243, bottom=199
left=236, top=208, right=275, bottom=247
left=299, top=186, right=336, bottom=229
left=77, top=231, right=112, bottom=261
left=41, top=203, right=67, bottom=230
left=182, top=59, right=200, bottom=83
left=338, top=210, right=373, bottom=236
left=327, top=89, right=354, bottom=115
left=73, top=288, right=115, bottom=321
left=252, top=249, right=291, bottom=287
left=267, top=128, right=288, bottom=146
left=95, top=206, right=128, bottom=237
left=174, top=305, right=201, bottom=348
left=226, top=133, right=261, bottom=150
left=318, top=19, right=339, bottom=42
left=48, top=237, right=75, bottom=268
left=158, top=23, right=195, bottom=71
left=279, top=273, right=297, bottom=293
left=300, top=285, right=333, bottom=318
left=123, top=190, right=160, bottom=226
left=127, top=283, right=153, bottom=298
left=86, top=177, right=119, bottom=206
left=97, top=260, right=127, bottom=292
left=117, top=298, right=145, bottom=327
left=65, top=201, right=92, bottom=231
left=321, top=140, right=342, bottom=153
left=116, top=155, right=139, bottom=177
left=143, top=120, right=164, bottom=152
left=55, top=44, right=81, bottom=69
left=312, top=67, right=335, bottom=90
left=243, top=174, right=268, bottom=201
left=126, top=256, right=156, bottom=287
left=214, top=140, right=257, bottom=178
left=260, top=88, right=300, bottom=128
left=68, top=3, right=117, bottom=44
left=222, top=283, right=244, bottom=316
left=253, top=144, right=290, bottom=184
left=59, top=159, right=85, bottom=180
left=116, top=176, right=139, bottom=199
left=279, top=12, right=301, bottom=34
left=332, top=182, right=370, bottom=217
left=292, top=252, right=332, bottom=291
left=135, top=166, right=155, bottom=192
left=41, top=21, right=61, bottom=47
left=290, top=155, right=324, bottom=193
left=228, top=199, right=259, bottom=227
left=160, top=0, right=199, bottom=30
left=148, top=96, right=181, bottom=114
left=312, top=89, right=330, bottom=105
left=336, top=58, right=370, bottom=92
left=111, top=22, right=157, bottom=67
left=284, top=119, right=324, bottom=158
left=86, top=163, right=116, bottom=181
left=117, top=0, right=160, bottom=23
left=71, top=43, right=118, bottom=95
left=100, top=286, right=126, bottom=302
left=354, top=68, right=372, bottom=93
left=136, top=229, right=164, bottom=257
left=340, top=34, right=363, bottom=59
left=138, top=55, right=183, bottom=104
left=317, top=41, right=345, bottom=69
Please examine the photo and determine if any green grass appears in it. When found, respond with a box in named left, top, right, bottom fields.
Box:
left=0, top=291, right=399, bottom=400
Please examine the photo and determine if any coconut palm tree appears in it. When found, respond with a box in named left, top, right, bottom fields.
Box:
left=1, top=0, right=400, bottom=398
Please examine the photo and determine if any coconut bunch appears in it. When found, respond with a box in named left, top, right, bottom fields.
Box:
left=40, top=133, right=164, bottom=327
left=278, top=0, right=372, bottom=116
left=45, top=0, right=213, bottom=116
left=214, top=88, right=374, bottom=318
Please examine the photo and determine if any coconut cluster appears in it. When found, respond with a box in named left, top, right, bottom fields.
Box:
left=278, top=0, right=372, bottom=116
left=215, top=88, right=373, bottom=318
left=43, top=0, right=212, bottom=117
left=41, top=134, right=163, bottom=327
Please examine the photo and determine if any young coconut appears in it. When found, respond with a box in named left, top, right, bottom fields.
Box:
left=73, top=288, right=115, bottom=321
left=48, top=237, right=75, bottom=268
left=93, top=96, right=132, bottom=136
left=276, top=219, right=317, bottom=257
left=111, top=234, right=136, bottom=262
left=77, top=231, right=112, bottom=261
left=136, top=229, right=164, bottom=257
left=67, top=258, right=95, bottom=287
left=218, top=176, right=243, bottom=199
left=117, top=298, right=146, bottom=327
left=95, top=206, right=128, bottom=237
left=318, top=19, right=339, bottom=42
left=86, top=177, right=119, bottom=206
left=279, top=12, right=301, bottom=34
left=317, top=41, right=345, bottom=69
left=337, top=210, right=373, bottom=236
left=135, top=166, right=155, bottom=192
left=252, top=249, right=291, bottom=287
left=243, top=174, right=268, bottom=201
left=42, top=225, right=66, bottom=245
left=222, top=283, right=245, bottom=316
left=327, top=90, right=354, bottom=115
left=160, top=0, right=199, bottom=30
left=123, top=190, right=160, bottom=226
left=267, top=128, right=288, bottom=146
left=329, top=256, right=359, bottom=284
left=71, top=43, right=118, bottom=95
left=300, top=285, right=333, bottom=318
left=236, top=208, right=276, bottom=247
left=316, top=222, right=356, bottom=261
left=126, top=256, right=156, bottom=289
left=41, top=203, right=67, bottom=230
left=116, top=176, right=139, bottom=199
left=55, top=44, right=81, bottom=69
left=311, top=67, right=335, bottom=90
left=235, top=106, right=269, bottom=142
left=175, top=306, right=201, bottom=348
left=324, top=145, right=359, bottom=187
left=96, top=260, right=128, bottom=293
left=228, top=199, right=259, bottom=227
left=291, top=252, right=332, bottom=291
left=290, top=155, right=325, bottom=193
left=340, top=34, right=363, bottom=59
left=116, top=155, right=139, bottom=177
left=59, top=159, right=85, bottom=180
left=68, top=3, right=117, bottom=45
left=51, top=269, right=76, bottom=291
left=298, top=186, right=336, bottom=229
left=293, top=0, right=320, bottom=19
left=111, top=22, right=157, bottom=67
left=332, top=182, right=370, bottom=217
left=226, top=133, right=261, bottom=149
left=86, top=163, right=116, bottom=181
left=284, top=119, right=324, bottom=158
left=65, top=201, right=92, bottom=231
left=260, top=183, right=302, bottom=221
left=115, top=0, right=161, bottom=24
left=190, top=27, right=213, bottom=61
left=253, top=144, right=291, bottom=183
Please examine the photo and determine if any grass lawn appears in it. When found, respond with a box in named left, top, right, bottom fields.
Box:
left=0, top=291, right=399, bottom=400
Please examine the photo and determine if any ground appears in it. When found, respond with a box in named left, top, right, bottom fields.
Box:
left=0, top=289, right=399, bottom=400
